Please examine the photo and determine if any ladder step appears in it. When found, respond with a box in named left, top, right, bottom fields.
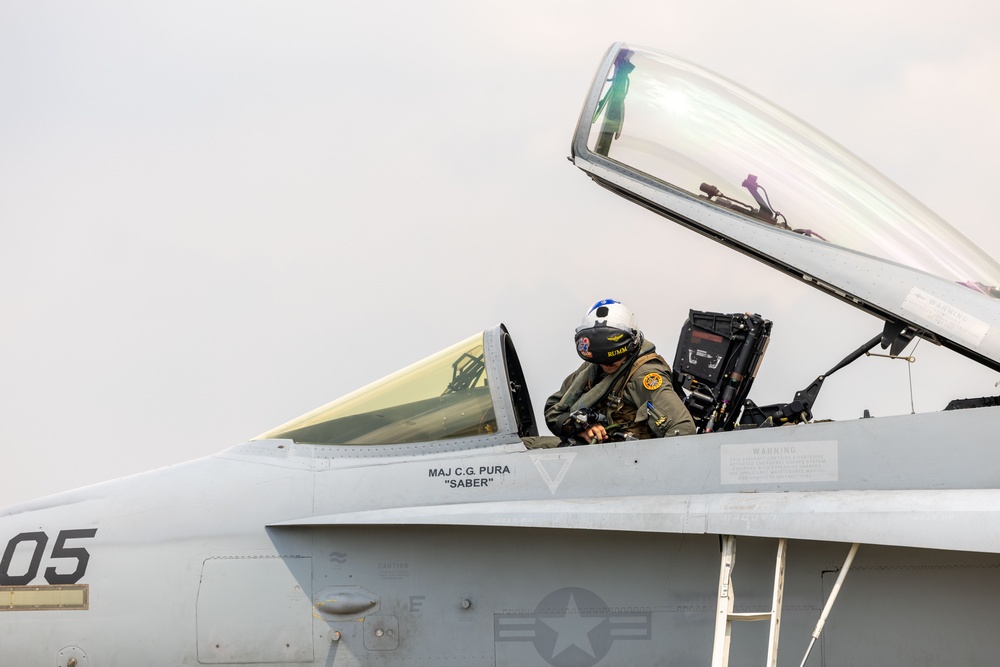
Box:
left=728, top=612, right=772, bottom=622
left=711, top=536, right=788, bottom=667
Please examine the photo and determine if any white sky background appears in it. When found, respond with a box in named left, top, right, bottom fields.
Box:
left=2, top=1, right=999, bottom=508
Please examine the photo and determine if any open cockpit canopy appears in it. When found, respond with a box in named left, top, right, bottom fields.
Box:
left=572, top=43, right=1000, bottom=368
left=576, top=44, right=1000, bottom=289
left=254, top=325, right=535, bottom=447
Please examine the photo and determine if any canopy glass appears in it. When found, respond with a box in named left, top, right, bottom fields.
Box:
left=587, top=45, right=1000, bottom=294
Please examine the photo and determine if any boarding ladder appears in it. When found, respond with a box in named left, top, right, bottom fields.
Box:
left=710, top=535, right=787, bottom=667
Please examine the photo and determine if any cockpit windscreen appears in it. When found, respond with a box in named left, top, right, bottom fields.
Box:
left=255, top=332, right=497, bottom=445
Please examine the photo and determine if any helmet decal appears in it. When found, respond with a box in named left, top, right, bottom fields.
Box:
left=588, top=298, right=621, bottom=313
left=577, top=337, right=593, bottom=358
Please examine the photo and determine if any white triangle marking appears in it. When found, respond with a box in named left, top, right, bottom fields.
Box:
left=529, top=451, right=576, bottom=494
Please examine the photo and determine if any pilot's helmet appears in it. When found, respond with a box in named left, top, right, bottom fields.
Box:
left=574, top=299, right=640, bottom=365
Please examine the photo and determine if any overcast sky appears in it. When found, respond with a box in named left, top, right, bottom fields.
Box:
left=3, top=1, right=999, bottom=508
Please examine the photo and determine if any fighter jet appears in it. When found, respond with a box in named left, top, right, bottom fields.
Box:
left=4, top=42, right=1000, bottom=667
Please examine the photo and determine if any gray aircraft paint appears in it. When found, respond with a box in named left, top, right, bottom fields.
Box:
left=4, top=43, right=1000, bottom=667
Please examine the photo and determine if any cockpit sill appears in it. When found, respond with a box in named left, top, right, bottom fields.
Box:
left=220, top=405, right=1000, bottom=496
left=229, top=435, right=527, bottom=465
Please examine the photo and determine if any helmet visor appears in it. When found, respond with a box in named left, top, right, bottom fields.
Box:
left=575, top=326, right=635, bottom=364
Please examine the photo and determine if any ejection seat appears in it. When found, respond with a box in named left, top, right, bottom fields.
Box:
left=671, top=310, right=771, bottom=433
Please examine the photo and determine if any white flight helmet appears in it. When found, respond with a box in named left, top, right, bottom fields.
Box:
left=574, top=299, right=641, bottom=364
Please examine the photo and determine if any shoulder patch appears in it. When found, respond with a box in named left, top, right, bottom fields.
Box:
left=642, top=372, right=663, bottom=390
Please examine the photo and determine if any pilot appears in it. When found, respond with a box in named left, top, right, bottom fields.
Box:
left=543, top=299, right=695, bottom=445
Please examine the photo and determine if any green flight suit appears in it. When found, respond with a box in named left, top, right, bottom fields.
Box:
left=544, top=339, right=696, bottom=443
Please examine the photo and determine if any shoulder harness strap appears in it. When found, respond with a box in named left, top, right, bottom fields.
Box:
left=606, top=352, right=668, bottom=421
left=625, top=352, right=666, bottom=384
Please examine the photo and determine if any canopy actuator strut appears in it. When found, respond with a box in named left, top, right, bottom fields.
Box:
left=740, top=321, right=916, bottom=427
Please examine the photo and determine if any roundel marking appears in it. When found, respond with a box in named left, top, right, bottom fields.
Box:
left=494, top=586, right=653, bottom=667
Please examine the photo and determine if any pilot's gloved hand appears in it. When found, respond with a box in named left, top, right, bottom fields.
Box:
left=578, top=423, right=608, bottom=444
